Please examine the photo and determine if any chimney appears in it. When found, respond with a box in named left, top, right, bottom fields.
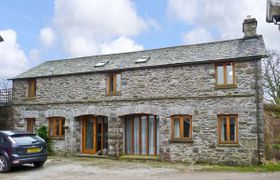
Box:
left=242, top=16, right=258, bottom=38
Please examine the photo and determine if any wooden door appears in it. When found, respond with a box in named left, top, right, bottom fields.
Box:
left=82, top=116, right=97, bottom=154
left=26, top=118, right=35, bottom=133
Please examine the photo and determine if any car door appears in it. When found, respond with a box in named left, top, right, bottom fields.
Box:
left=0, top=134, right=11, bottom=155
left=0, top=134, right=7, bottom=154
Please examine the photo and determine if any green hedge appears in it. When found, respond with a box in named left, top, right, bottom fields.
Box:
left=37, top=125, right=53, bottom=154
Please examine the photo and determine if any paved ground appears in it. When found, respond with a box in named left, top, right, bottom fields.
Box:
left=2, top=157, right=280, bottom=180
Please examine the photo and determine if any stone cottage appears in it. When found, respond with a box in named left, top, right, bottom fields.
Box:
left=11, top=18, right=267, bottom=165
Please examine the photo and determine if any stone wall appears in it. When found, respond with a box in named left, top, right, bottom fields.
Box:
left=13, top=61, right=257, bottom=104
left=0, top=105, right=14, bottom=130
left=12, top=60, right=264, bottom=165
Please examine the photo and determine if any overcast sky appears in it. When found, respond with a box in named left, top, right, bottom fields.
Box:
left=0, top=0, right=279, bottom=78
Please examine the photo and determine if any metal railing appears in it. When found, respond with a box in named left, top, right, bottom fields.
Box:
left=0, top=88, right=12, bottom=103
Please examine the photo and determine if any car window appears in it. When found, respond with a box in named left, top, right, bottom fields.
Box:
left=0, top=135, right=5, bottom=145
left=11, top=135, right=41, bottom=145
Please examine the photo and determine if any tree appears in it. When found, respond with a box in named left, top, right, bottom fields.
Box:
left=263, top=51, right=280, bottom=105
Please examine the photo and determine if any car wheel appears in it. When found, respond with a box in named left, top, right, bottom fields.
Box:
left=33, top=161, right=45, bottom=168
left=0, top=155, right=10, bottom=173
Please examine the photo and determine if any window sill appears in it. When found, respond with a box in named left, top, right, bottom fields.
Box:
left=217, top=143, right=240, bottom=147
left=49, top=137, right=65, bottom=140
left=106, top=92, right=122, bottom=96
left=169, top=139, right=193, bottom=144
left=24, top=97, right=36, bottom=101
left=214, top=84, right=237, bottom=89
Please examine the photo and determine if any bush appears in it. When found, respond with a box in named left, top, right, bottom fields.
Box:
left=264, top=104, right=280, bottom=118
left=37, top=125, right=53, bottom=154
left=37, top=125, right=48, bottom=141
left=265, top=144, right=272, bottom=160
left=271, top=144, right=280, bottom=150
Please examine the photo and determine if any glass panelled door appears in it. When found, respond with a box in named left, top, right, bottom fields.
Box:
left=82, top=116, right=108, bottom=154
left=141, top=116, right=147, bottom=155
left=134, top=117, right=140, bottom=154
left=125, top=119, right=132, bottom=154
left=125, top=114, right=159, bottom=156
left=82, top=116, right=96, bottom=154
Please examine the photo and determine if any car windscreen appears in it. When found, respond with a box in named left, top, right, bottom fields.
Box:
left=11, top=135, right=41, bottom=145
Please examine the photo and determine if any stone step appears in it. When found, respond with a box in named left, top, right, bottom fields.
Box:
left=120, top=155, right=159, bottom=161
left=75, top=153, right=108, bottom=159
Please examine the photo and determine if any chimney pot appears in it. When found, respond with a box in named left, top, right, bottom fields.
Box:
left=243, top=16, right=258, bottom=38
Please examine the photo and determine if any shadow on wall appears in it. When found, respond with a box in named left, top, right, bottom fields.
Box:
left=264, top=104, right=280, bottom=160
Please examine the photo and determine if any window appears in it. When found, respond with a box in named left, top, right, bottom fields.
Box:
left=218, top=115, right=238, bottom=144
left=135, top=56, right=150, bottom=63
left=215, top=62, right=236, bottom=87
left=107, top=73, right=121, bottom=95
left=0, top=135, right=5, bottom=145
left=11, top=135, right=42, bottom=145
left=0, top=135, right=8, bottom=146
left=26, top=118, right=35, bottom=133
left=94, top=60, right=109, bottom=67
left=171, top=115, right=192, bottom=142
left=48, top=117, right=65, bottom=139
left=125, top=114, right=159, bottom=155
left=27, top=79, right=36, bottom=97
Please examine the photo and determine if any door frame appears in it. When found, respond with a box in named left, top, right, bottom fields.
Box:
left=97, top=117, right=105, bottom=151
left=82, top=115, right=97, bottom=154
left=81, top=115, right=108, bottom=154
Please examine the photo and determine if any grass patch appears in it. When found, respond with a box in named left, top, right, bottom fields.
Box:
left=200, top=162, right=280, bottom=172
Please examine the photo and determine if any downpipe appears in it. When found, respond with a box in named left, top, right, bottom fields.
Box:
left=254, top=59, right=262, bottom=164
left=116, top=117, right=120, bottom=160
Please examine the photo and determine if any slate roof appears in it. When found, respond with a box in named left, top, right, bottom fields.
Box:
left=13, top=35, right=267, bottom=79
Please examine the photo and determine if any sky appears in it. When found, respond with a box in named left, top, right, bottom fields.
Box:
left=0, top=0, right=279, bottom=78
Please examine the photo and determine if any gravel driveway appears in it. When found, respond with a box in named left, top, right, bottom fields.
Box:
left=2, top=157, right=280, bottom=180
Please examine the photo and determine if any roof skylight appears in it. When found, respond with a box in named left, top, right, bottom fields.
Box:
left=94, top=60, right=109, bottom=67
left=135, top=56, right=150, bottom=63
